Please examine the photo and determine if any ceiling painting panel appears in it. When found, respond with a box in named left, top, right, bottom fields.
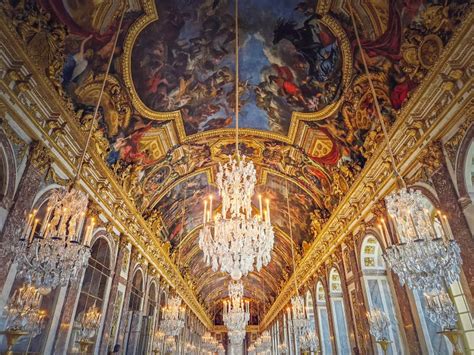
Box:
left=129, top=0, right=346, bottom=136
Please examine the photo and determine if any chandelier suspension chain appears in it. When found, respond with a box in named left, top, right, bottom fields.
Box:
left=348, top=4, right=405, bottom=187
left=234, top=0, right=240, bottom=159
left=285, top=179, right=299, bottom=297
left=73, top=6, right=126, bottom=186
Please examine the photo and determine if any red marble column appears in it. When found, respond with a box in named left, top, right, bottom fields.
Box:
left=51, top=266, right=86, bottom=353
left=431, top=145, right=474, bottom=304
left=347, top=237, right=374, bottom=355
left=99, top=238, right=129, bottom=354
left=0, top=141, right=49, bottom=287
left=389, top=275, right=423, bottom=354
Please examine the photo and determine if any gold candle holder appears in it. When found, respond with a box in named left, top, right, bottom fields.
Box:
left=439, top=328, right=463, bottom=355
left=0, top=329, right=29, bottom=355
left=376, top=338, right=391, bottom=355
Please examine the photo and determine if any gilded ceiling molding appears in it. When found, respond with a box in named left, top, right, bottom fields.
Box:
left=260, top=12, right=474, bottom=331
left=0, top=19, right=213, bottom=329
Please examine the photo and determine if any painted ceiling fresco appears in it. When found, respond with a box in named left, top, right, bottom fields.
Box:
left=18, top=0, right=470, bottom=319
left=131, top=0, right=343, bottom=135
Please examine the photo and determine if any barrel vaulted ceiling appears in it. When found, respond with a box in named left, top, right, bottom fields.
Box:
left=22, top=0, right=470, bottom=321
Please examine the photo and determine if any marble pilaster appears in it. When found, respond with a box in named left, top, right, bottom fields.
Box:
left=0, top=141, right=49, bottom=287
left=430, top=141, right=474, bottom=306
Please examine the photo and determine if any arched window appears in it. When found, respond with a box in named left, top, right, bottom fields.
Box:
left=361, top=235, right=403, bottom=354
left=464, top=141, right=474, bottom=200
left=126, top=269, right=144, bottom=354
left=0, top=129, right=17, bottom=213
left=305, top=290, right=317, bottom=354
left=68, top=237, right=112, bottom=353
left=129, top=270, right=144, bottom=312
left=329, top=268, right=351, bottom=354
left=316, top=281, right=333, bottom=355
left=138, top=281, right=158, bottom=354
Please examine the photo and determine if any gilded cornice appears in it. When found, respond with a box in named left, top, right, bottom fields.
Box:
left=0, top=17, right=213, bottom=328
left=259, top=11, right=474, bottom=331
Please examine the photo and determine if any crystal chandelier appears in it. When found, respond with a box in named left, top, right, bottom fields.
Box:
left=367, top=309, right=391, bottom=342
left=159, top=295, right=186, bottom=336
left=4, top=284, right=47, bottom=337
left=223, top=280, right=250, bottom=345
left=278, top=342, right=288, bottom=354
left=367, top=308, right=392, bottom=354
left=78, top=303, right=102, bottom=341
left=12, top=10, right=127, bottom=291
left=14, top=189, right=93, bottom=290
left=164, top=336, right=176, bottom=353
left=198, top=0, right=274, bottom=281
left=424, top=289, right=457, bottom=330
left=260, top=330, right=271, bottom=348
left=202, top=331, right=222, bottom=354
left=349, top=5, right=461, bottom=294
left=202, top=331, right=214, bottom=346
left=383, top=189, right=461, bottom=293
left=289, top=295, right=309, bottom=333
left=299, top=324, right=319, bottom=351
left=153, top=330, right=165, bottom=352
left=254, top=331, right=271, bottom=354
left=160, top=184, right=188, bottom=337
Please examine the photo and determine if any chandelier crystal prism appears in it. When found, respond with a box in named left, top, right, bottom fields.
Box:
left=159, top=295, right=186, bottom=336
left=349, top=4, right=461, bottom=295
left=198, top=0, right=274, bottom=280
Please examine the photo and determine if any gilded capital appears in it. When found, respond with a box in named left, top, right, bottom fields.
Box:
left=29, top=141, right=51, bottom=173
left=419, top=140, right=445, bottom=176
